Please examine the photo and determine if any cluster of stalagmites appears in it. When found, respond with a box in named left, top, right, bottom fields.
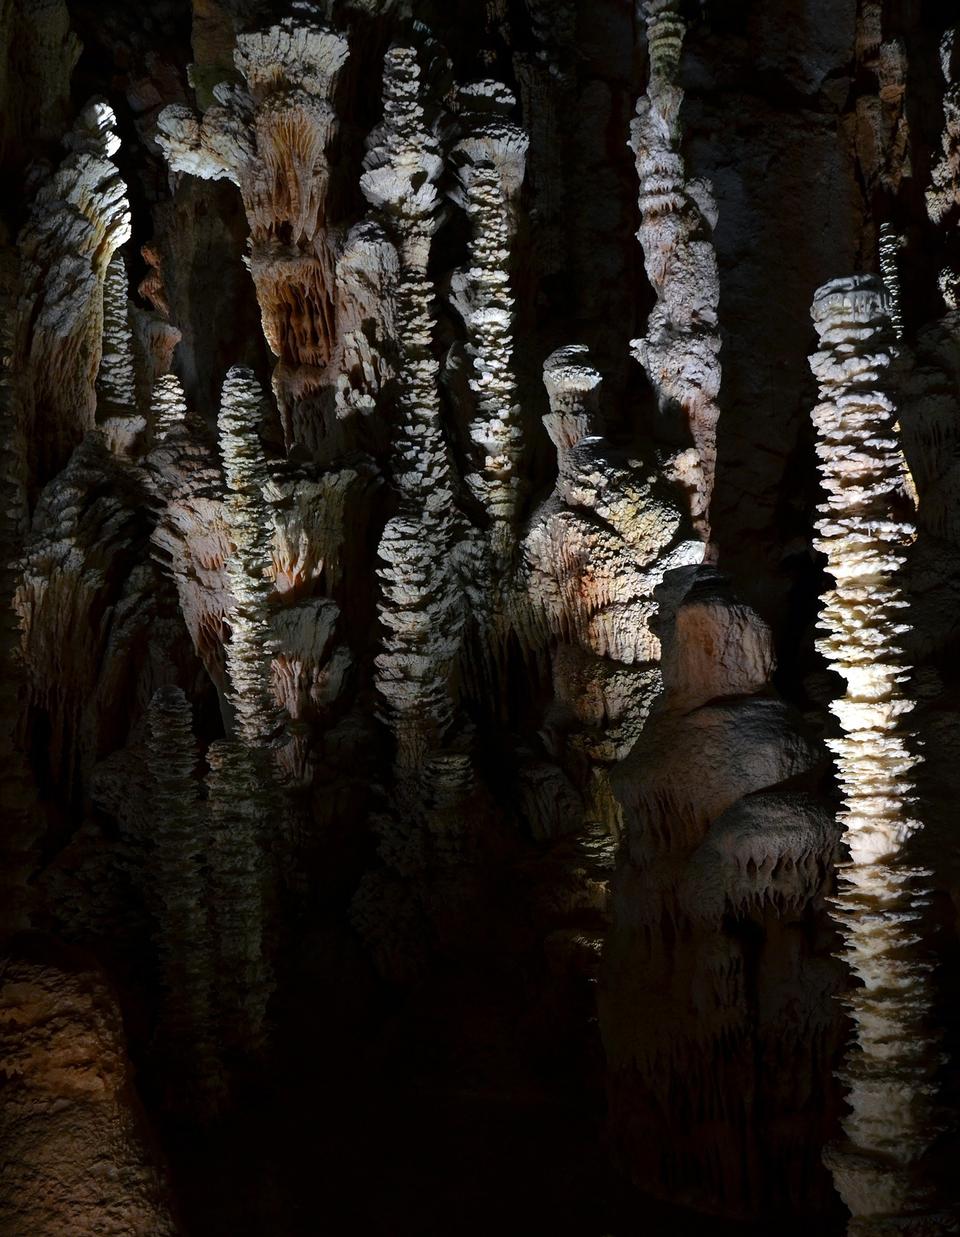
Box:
left=809, top=276, right=946, bottom=1232
left=16, top=2, right=960, bottom=1232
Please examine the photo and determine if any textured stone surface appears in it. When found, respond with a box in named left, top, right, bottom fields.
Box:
left=0, top=944, right=177, bottom=1236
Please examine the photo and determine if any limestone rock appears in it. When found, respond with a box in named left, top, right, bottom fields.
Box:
left=0, top=944, right=177, bottom=1236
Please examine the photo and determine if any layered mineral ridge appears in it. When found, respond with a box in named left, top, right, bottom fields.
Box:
left=2, top=2, right=959, bottom=1234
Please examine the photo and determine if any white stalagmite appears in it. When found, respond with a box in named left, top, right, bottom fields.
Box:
left=361, top=44, right=464, bottom=770
left=630, top=0, right=722, bottom=541
left=449, top=85, right=529, bottom=559
left=145, top=685, right=221, bottom=1110
left=218, top=367, right=279, bottom=748
left=150, top=372, right=187, bottom=439
left=878, top=223, right=904, bottom=340
left=96, top=251, right=145, bottom=454
left=809, top=276, right=944, bottom=1230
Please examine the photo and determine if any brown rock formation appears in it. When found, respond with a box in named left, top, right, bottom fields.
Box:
left=0, top=942, right=177, bottom=1236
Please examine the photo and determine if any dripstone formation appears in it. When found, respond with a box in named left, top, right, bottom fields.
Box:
left=2, top=2, right=959, bottom=1234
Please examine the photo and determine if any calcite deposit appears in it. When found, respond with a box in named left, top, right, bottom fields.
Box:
left=809, top=276, right=947, bottom=1232
left=2, top=1, right=959, bottom=1234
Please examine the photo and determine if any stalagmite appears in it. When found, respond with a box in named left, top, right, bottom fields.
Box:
left=927, top=29, right=960, bottom=231
left=809, top=276, right=945, bottom=1231
left=878, top=223, right=904, bottom=340
left=151, top=372, right=188, bottom=439
left=928, top=28, right=960, bottom=311
left=0, top=273, right=34, bottom=933
left=449, top=83, right=529, bottom=557
left=629, top=0, right=722, bottom=541
left=96, top=252, right=145, bottom=455
left=146, top=685, right=221, bottom=1110
left=156, top=14, right=350, bottom=434
left=361, top=43, right=465, bottom=771
left=206, top=738, right=271, bottom=1053
left=15, top=99, right=131, bottom=486
left=218, top=367, right=280, bottom=748
left=148, top=397, right=234, bottom=712
left=522, top=345, right=702, bottom=786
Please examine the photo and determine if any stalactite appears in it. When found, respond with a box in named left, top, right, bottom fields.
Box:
left=361, top=43, right=465, bottom=773
left=218, top=366, right=280, bottom=748
left=809, top=276, right=945, bottom=1231
left=146, top=685, right=221, bottom=1111
left=449, top=84, right=529, bottom=559
left=206, top=738, right=271, bottom=1055
left=629, top=0, right=721, bottom=542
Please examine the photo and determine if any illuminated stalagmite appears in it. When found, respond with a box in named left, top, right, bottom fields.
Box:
left=218, top=366, right=280, bottom=748
left=360, top=43, right=465, bottom=772
left=809, top=276, right=945, bottom=1231
left=522, top=344, right=701, bottom=810
left=96, top=252, right=144, bottom=454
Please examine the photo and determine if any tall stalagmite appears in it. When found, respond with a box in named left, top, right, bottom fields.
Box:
left=449, top=84, right=529, bottom=560
left=629, top=0, right=722, bottom=541
left=146, top=684, right=221, bottom=1110
left=809, top=276, right=945, bottom=1231
left=218, top=366, right=280, bottom=748
left=360, top=43, right=464, bottom=774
